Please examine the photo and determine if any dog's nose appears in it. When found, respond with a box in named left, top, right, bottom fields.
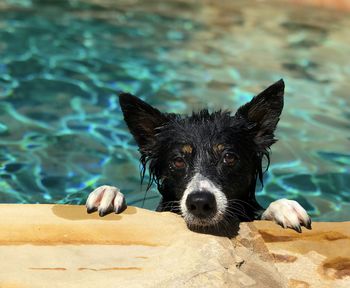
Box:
left=186, top=191, right=217, bottom=218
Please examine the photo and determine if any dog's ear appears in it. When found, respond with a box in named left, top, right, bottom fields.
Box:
left=119, top=93, right=168, bottom=149
left=235, top=79, right=284, bottom=149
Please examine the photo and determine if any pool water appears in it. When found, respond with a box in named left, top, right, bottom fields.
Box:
left=0, top=0, right=349, bottom=221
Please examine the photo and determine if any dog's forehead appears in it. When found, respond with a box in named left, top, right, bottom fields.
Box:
left=163, top=111, right=241, bottom=151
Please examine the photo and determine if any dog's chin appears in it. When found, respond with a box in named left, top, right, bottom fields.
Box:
left=183, top=214, right=223, bottom=226
left=183, top=212, right=240, bottom=237
left=184, top=215, right=223, bottom=227
left=183, top=212, right=224, bottom=228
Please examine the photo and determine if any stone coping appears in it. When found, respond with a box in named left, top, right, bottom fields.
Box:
left=0, top=204, right=349, bottom=288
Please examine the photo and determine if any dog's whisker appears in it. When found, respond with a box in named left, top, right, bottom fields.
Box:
left=225, top=206, right=250, bottom=220
left=227, top=199, right=252, bottom=208
left=227, top=208, right=249, bottom=219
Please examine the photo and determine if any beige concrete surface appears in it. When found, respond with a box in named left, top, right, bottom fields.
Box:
left=0, top=204, right=349, bottom=288
left=254, top=220, right=350, bottom=288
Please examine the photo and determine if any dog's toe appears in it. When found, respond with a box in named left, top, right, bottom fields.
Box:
left=113, top=192, right=127, bottom=213
left=86, top=185, right=126, bottom=216
left=262, top=199, right=312, bottom=232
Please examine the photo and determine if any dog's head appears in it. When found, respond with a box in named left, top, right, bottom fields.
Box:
left=119, top=80, right=284, bottom=230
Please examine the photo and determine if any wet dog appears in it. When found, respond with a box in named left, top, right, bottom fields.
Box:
left=86, top=79, right=311, bottom=235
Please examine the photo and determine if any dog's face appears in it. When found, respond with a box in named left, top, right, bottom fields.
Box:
left=119, top=80, right=284, bottom=229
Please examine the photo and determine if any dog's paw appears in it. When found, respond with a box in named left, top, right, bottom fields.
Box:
left=261, top=199, right=312, bottom=233
left=86, top=185, right=127, bottom=216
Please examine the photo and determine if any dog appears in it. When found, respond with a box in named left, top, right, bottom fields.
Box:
left=86, top=79, right=311, bottom=235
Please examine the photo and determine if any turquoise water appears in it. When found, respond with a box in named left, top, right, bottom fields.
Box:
left=0, top=0, right=349, bottom=221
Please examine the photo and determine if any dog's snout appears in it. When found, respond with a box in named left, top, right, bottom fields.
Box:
left=186, top=191, right=217, bottom=218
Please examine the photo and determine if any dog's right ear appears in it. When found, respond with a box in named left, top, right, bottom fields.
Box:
left=235, top=79, right=284, bottom=150
left=119, top=93, right=168, bottom=150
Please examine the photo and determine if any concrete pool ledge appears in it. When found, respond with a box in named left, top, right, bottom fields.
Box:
left=0, top=205, right=349, bottom=288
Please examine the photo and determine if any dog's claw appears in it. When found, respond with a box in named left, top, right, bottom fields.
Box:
left=86, top=185, right=126, bottom=216
left=305, top=218, right=312, bottom=230
left=87, top=207, right=97, bottom=214
left=262, top=199, right=311, bottom=233
left=293, top=225, right=302, bottom=233
left=98, top=209, right=109, bottom=217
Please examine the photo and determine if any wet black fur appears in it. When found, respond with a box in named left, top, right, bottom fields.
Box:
left=119, top=79, right=284, bottom=234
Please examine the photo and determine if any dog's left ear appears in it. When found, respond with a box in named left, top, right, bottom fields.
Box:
left=235, top=79, right=284, bottom=149
left=119, top=93, right=168, bottom=151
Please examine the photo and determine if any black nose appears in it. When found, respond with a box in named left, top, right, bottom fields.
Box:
left=186, top=191, right=217, bottom=218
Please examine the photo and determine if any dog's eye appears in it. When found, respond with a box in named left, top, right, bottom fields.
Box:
left=173, top=157, right=186, bottom=169
left=223, top=153, right=236, bottom=165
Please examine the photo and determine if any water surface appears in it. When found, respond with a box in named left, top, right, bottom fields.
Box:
left=0, top=0, right=349, bottom=221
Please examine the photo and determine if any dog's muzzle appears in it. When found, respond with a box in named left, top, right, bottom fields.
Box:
left=180, top=173, right=228, bottom=226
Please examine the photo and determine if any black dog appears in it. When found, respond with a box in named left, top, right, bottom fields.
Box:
left=86, top=79, right=311, bottom=235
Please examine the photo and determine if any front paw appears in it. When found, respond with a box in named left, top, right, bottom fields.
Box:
left=261, top=199, right=312, bottom=233
left=86, top=185, right=127, bottom=216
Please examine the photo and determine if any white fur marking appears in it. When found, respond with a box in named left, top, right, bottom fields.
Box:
left=86, top=185, right=126, bottom=215
left=262, top=199, right=311, bottom=231
left=180, top=173, right=227, bottom=226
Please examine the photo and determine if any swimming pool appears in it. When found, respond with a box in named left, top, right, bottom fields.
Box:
left=0, top=0, right=349, bottom=221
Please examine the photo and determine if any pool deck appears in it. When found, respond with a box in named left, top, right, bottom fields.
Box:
left=0, top=204, right=349, bottom=288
